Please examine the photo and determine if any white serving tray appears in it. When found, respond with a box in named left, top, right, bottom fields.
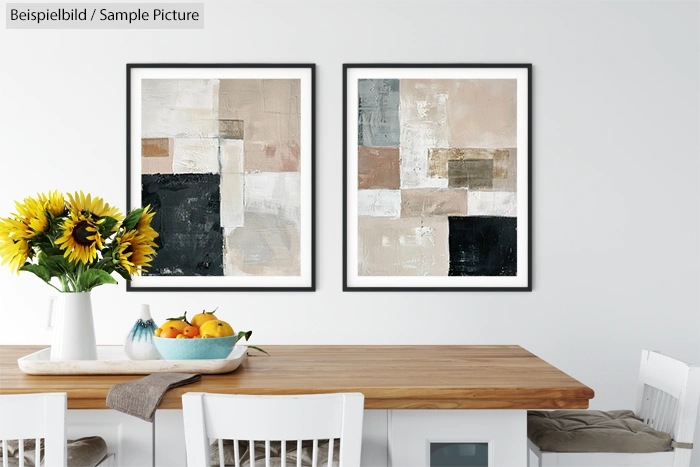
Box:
left=18, top=345, right=247, bottom=375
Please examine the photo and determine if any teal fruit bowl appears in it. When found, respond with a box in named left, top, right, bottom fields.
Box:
left=153, top=335, right=238, bottom=360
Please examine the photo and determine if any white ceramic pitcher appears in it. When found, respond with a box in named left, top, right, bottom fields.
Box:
left=47, top=292, right=98, bottom=360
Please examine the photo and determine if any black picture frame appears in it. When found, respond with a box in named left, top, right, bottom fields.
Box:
left=343, top=63, right=532, bottom=292
left=126, top=63, right=316, bottom=292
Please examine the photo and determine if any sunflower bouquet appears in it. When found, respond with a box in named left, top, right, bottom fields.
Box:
left=0, top=191, right=158, bottom=292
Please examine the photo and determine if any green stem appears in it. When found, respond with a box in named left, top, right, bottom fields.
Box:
left=46, top=280, right=63, bottom=293
left=68, top=274, right=78, bottom=292
left=75, top=263, right=85, bottom=292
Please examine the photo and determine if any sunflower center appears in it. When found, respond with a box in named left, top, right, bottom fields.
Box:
left=72, top=221, right=94, bottom=246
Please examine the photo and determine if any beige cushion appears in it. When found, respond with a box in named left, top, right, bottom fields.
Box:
left=0, top=437, right=108, bottom=467
left=528, top=410, right=672, bottom=453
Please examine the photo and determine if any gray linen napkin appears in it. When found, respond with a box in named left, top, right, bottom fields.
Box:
left=106, top=373, right=201, bottom=422
left=0, top=437, right=108, bottom=467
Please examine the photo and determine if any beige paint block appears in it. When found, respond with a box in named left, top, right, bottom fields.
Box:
left=358, top=217, right=449, bottom=276
left=142, top=138, right=171, bottom=157
left=219, top=79, right=301, bottom=173
left=172, top=138, right=220, bottom=174
left=220, top=139, right=244, bottom=174
left=358, top=146, right=400, bottom=189
left=220, top=141, right=245, bottom=232
left=467, top=192, right=517, bottom=217
left=401, top=189, right=468, bottom=217
left=490, top=148, right=518, bottom=192
left=224, top=212, right=300, bottom=276
left=401, top=79, right=516, bottom=149
left=142, top=155, right=174, bottom=174
left=445, top=79, right=517, bottom=148
left=141, top=138, right=174, bottom=174
left=141, top=79, right=219, bottom=138
left=221, top=174, right=244, bottom=232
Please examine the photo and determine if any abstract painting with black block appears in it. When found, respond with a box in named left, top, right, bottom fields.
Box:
left=344, top=65, right=530, bottom=291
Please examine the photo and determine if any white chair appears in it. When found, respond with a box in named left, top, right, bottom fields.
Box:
left=528, top=350, right=700, bottom=467
left=0, top=393, right=114, bottom=467
left=182, top=392, right=364, bottom=467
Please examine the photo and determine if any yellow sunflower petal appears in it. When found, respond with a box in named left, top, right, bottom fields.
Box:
left=56, top=212, right=104, bottom=265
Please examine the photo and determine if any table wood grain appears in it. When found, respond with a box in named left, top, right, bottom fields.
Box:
left=0, top=345, right=594, bottom=410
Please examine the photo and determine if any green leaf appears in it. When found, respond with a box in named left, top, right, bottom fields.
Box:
left=20, top=264, right=52, bottom=284
left=237, top=330, right=253, bottom=342
left=99, top=216, right=119, bottom=235
left=115, top=267, right=132, bottom=282
left=41, top=246, right=64, bottom=257
left=246, top=345, right=269, bottom=356
left=166, top=312, right=190, bottom=325
left=39, top=254, right=74, bottom=276
left=78, top=269, right=117, bottom=291
left=122, top=208, right=143, bottom=231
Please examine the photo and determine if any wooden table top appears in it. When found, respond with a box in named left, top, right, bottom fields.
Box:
left=0, top=345, right=594, bottom=410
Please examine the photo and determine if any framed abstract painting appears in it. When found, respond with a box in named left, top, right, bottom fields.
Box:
left=343, top=64, right=531, bottom=291
left=127, top=64, right=315, bottom=291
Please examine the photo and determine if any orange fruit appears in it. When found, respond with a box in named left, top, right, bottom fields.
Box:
left=161, top=319, right=188, bottom=332
left=154, top=328, right=162, bottom=337
left=160, top=327, right=181, bottom=339
left=183, top=326, right=199, bottom=338
left=190, top=310, right=218, bottom=329
left=199, top=320, right=234, bottom=338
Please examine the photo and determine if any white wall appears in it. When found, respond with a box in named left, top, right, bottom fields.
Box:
left=1, top=0, right=699, bottom=463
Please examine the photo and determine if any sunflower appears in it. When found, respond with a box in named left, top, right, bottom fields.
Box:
left=66, top=191, right=124, bottom=228
left=37, top=190, right=66, bottom=217
left=0, top=218, right=30, bottom=273
left=135, top=205, right=159, bottom=244
left=12, top=196, right=49, bottom=237
left=55, top=212, right=105, bottom=264
left=115, top=230, right=157, bottom=275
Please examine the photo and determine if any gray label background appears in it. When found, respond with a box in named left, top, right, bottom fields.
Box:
left=7, top=3, right=204, bottom=29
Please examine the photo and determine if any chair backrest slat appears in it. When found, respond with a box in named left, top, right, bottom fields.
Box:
left=328, top=438, right=335, bottom=466
left=217, top=438, right=224, bottom=467
left=311, top=439, right=318, bottom=467
left=0, top=393, right=66, bottom=467
left=634, top=350, right=700, bottom=447
left=234, top=439, right=241, bottom=467
left=18, top=439, right=24, bottom=467
left=296, top=439, right=302, bottom=467
left=653, top=390, right=666, bottom=429
left=3, top=439, right=8, bottom=467
left=183, top=392, right=364, bottom=467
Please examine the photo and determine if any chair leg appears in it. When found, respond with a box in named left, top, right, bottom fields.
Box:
left=527, top=440, right=547, bottom=467
left=539, top=452, right=558, bottom=467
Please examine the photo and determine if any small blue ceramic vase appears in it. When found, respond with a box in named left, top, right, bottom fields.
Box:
left=123, top=304, right=162, bottom=360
